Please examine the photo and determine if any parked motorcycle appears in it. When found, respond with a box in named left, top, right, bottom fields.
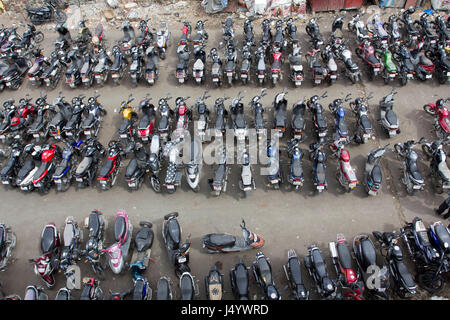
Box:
left=252, top=252, right=280, bottom=300
left=162, top=212, right=191, bottom=277
left=394, top=137, right=426, bottom=195
left=304, top=244, right=336, bottom=299
left=156, top=21, right=170, bottom=60
left=97, top=140, right=124, bottom=190
left=209, top=146, right=229, bottom=196
left=194, top=91, right=210, bottom=143
left=364, top=144, right=390, bottom=196
left=238, top=152, right=255, bottom=197
left=74, top=138, right=105, bottom=188
left=350, top=94, right=375, bottom=144
left=210, top=48, right=223, bottom=87
left=110, top=45, right=128, bottom=85
left=288, top=46, right=304, bottom=87
left=32, top=143, right=61, bottom=194
left=372, top=230, right=416, bottom=298
left=423, top=98, right=450, bottom=140
left=379, top=88, right=400, bottom=138
left=144, top=45, right=159, bottom=85
left=309, top=141, right=328, bottom=194
left=0, top=223, right=16, bottom=271
left=52, top=139, right=83, bottom=192
left=83, top=210, right=106, bottom=276
left=355, top=39, right=382, bottom=80
left=192, top=44, right=206, bottom=85
left=80, top=277, right=104, bottom=300
left=273, top=91, right=288, bottom=138
left=282, top=249, right=309, bottom=300
left=29, top=223, right=61, bottom=287
left=175, top=44, right=190, bottom=84
left=422, top=139, right=450, bottom=193
left=230, top=259, right=250, bottom=300
left=25, top=0, right=67, bottom=25
left=59, top=216, right=82, bottom=287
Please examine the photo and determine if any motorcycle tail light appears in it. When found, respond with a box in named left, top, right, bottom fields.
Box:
left=139, top=128, right=149, bottom=137
left=423, top=64, right=435, bottom=73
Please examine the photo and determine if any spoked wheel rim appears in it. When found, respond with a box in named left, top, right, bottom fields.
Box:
left=418, top=270, right=444, bottom=293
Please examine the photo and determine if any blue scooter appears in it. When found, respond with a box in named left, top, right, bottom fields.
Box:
left=52, top=139, right=83, bottom=191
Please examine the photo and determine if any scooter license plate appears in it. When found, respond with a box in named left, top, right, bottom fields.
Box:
left=389, top=73, right=395, bottom=78
left=6, top=82, right=10, bottom=86
left=120, top=134, right=127, bottom=139
left=33, top=134, right=39, bottom=138
left=407, top=74, right=413, bottom=79
left=167, top=185, right=174, bottom=189
left=2, top=180, right=9, bottom=185
left=431, top=40, right=436, bottom=44
left=349, top=182, right=356, bottom=188
left=112, top=74, right=119, bottom=78
left=129, top=182, right=136, bottom=188
left=315, top=80, right=321, bottom=84
left=293, top=181, right=301, bottom=186
left=368, top=190, right=377, bottom=195
left=76, top=178, right=83, bottom=182
left=426, top=74, right=432, bottom=79
left=227, top=72, right=232, bottom=76
left=95, top=75, right=101, bottom=79
left=241, top=74, right=247, bottom=78
left=413, top=185, right=421, bottom=189
left=374, top=68, right=380, bottom=72
left=330, top=75, right=337, bottom=79
left=317, top=186, right=324, bottom=190
left=258, top=74, right=264, bottom=79
left=212, top=78, right=218, bottom=82
left=55, top=180, right=62, bottom=184
left=141, top=137, right=148, bottom=141
left=319, top=132, right=326, bottom=137
left=213, top=185, right=221, bottom=191
left=270, top=179, right=278, bottom=184
left=178, top=256, right=186, bottom=263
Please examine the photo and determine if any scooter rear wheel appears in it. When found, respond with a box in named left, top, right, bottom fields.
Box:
left=418, top=270, right=444, bottom=293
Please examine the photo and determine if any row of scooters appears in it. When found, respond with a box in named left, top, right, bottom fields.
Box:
left=0, top=212, right=449, bottom=299
left=1, top=90, right=449, bottom=196
left=172, top=9, right=450, bottom=87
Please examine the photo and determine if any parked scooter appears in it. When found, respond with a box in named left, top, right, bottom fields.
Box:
left=336, top=148, right=358, bottom=193
left=422, top=139, right=450, bottom=193
left=249, top=89, right=267, bottom=140
left=52, top=139, right=83, bottom=192
left=364, top=144, right=390, bottom=196
left=137, top=95, right=156, bottom=142
left=32, top=143, right=61, bottom=194
left=353, top=234, right=390, bottom=300
left=93, top=48, right=112, bottom=86
left=202, top=219, right=264, bottom=253
left=423, top=98, right=450, bottom=140
left=291, top=99, right=307, bottom=141
left=194, top=91, right=210, bottom=143
left=23, top=285, right=48, bottom=300
left=129, top=45, right=144, bottom=86
left=80, top=277, right=104, bottom=300
left=192, top=44, right=206, bottom=85
left=309, top=141, right=328, bottom=194
left=97, top=140, right=124, bottom=190
left=147, top=134, right=162, bottom=193
left=155, top=21, right=170, bottom=60
left=144, top=45, right=159, bottom=85
left=74, top=138, right=105, bottom=188
left=25, top=0, right=67, bottom=25
left=350, top=94, right=375, bottom=144
left=282, top=249, right=309, bottom=300
left=208, top=146, right=230, bottom=196
left=59, top=216, right=83, bottom=287
left=394, top=137, right=426, bottom=195
left=372, top=230, right=416, bottom=298
left=102, top=210, right=133, bottom=274
left=321, top=44, right=338, bottom=84
left=120, top=20, right=135, bottom=56
left=266, top=139, right=283, bottom=189
left=252, top=252, right=281, bottom=300
left=156, top=276, right=173, bottom=300
left=83, top=210, right=107, bottom=276
left=306, top=47, right=327, bottom=86
left=328, top=95, right=352, bottom=154
left=162, top=212, right=191, bottom=277
left=230, top=91, right=247, bottom=142
left=255, top=46, right=266, bottom=86
left=355, top=39, right=382, bottom=80
left=238, top=152, right=256, bottom=197
left=175, top=44, right=190, bottom=84
left=29, top=223, right=61, bottom=287
left=0, top=223, right=16, bottom=271
left=110, top=45, right=128, bottom=85
left=125, top=142, right=148, bottom=191
left=157, top=95, right=174, bottom=144
left=288, top=46, right=304, bottom=87
left=209, top=48, right=223, bottom=87
left=307, top=92, right=328, bottom=142
left=185, top=136, right=202, bottom=192
left=205, top=265, right=224, bottom=300
left=240, top=45, right=252, bottom=84
left=379, top=88, right=400, bottom=138
left=287, top=139, right=304, bottom=191
left=163, top=136, right=184, bottom=193
left=273, top=90, right=288, bottom=138
left=180, top=272, right=197, bottom=300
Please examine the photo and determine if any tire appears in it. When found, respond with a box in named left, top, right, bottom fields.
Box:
left=355, top=48, right=363, bottom=58
left=438, top=73, right=447, bottom=85
left=54, top=10, right=67, bottom=23
left=401, top=73, right=408, bottom=86
left=422, top=144, right=432, bottom=158
left=394, top=143, right=404, bottom=156
left=418, top=270, right=444, bottom=293
left=151, top=176, right=161, bottom=193
left=244, top=190, right=251, bottom=198
left=423, top=104, right=436, bottom=115
left=35, top=31, right=44, bottom=43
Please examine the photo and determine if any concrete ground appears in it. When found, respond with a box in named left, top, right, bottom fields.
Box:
left=0, top=11, right=449, bottom=300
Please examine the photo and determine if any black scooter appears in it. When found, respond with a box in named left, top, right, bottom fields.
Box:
left=252, top=252, right=280, bottom=300
left=283, top=249, right=309, bottom=300
left=230, top=259, right=250, bottom=300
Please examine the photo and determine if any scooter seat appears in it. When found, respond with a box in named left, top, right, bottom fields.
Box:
left=180, top=275, right=193, bottom=300
left=17, top=159, right=36, bottom=180
left=167, top=218, right=181, bottom=246
left=134, top=226, right=154, bottom=252
left=435, top=224, right=450, bottom=249
left=312, top=250, right=327, bottom=279
left=33, top=162, right=50, bottom=182
left=360, top=115, right=372, bottom=130
left=241, top=60, right=250, bottom=71
left=133, top=279, right=145, bottom=300
left=63, top=223, right=74, bottom=247
left=395, top=260, right=415, bottom=288
left=41, top=226, right=55, bottom=253
left=316, top=114, right=326, bottom=129
left=337, top=242, right=353, bottom=269
left=1, top=157, right=16, bottom=177
left=407, top=160, right=423, bottom=181
left=27, top=7, right=50, bottom=14
left=203, top=234, right=236, bottom=248
left=158, top=116, right=168, bottom=131
left=368, top=54, right=380, bottom=65
left=93, top=60, right=105, bottom=74
left=24, top=288, right=37, bottom=300
left=291, top=160, right=303, bottom=178
left=293, top=116, right=305, bottom=130
left=214, top=164, right=225, bottom=183
left=288, top=257, right=303, bottom=285
left=313, top=60, right=322, bottom=68
left=80, top=284, right=92, bottom=300
left=272, top=60, right=281, bottom=70
left=28, top=63, right=40, bottom=75
left=55, top=290, right=69, bottom=300
left=371, top=165, right=382, bottom=184
left=125, top=158, right=139, bottom=179
left=146, top=59, right=156, bottom=71
left=49, top=112, right=64, bottom=127
left=438, top=161, right=450, bottom=181
left=361, top=238, right=377, bottom=268
left=275, top=110, right=286, bottom=127
left=156, top=278, right=170, bottom=300
left=29, top=116, right=44, bottom=131
left=81, top=114, right=96, bottom=129
left=337, top=119, right=348, bottom=136
left=257, top=59, right=265, bottom=71
left=419, top=55, right=432, bottom=66
left=99, top=158, right=114, bottom=178
left=88, top=212, right=100, bottom=238
left=111, top=56, right=122, bottom=71
left=385, top=109, right=397, bottom=126
left=315, top=163, right=326, bottom=182
left=53, top=159, right=69, bottom=178
left=114, top=216, right=127, bottom=242
left=76, top=157, right=92, bottom=175
left=215, top=116, right=224, bottom=130
left=225, top=61, right=234, bottom=72
left=414, top=220, right=431, bottom=246
left=119, top=118, right=131, bottom=134
left=139, top=114, right=150, bottom=129
left=234, top=115, right=246, bottom=129
left=176, top=60, right=186, bottom=70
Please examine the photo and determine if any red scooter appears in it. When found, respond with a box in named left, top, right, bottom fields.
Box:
left=29, top=223, right=61, bottom=287
left=178, top=21, right=191, bottom=46
left=137, top=95, right=156, bottom=142
left=271, top=45, right=283, bottom=85
left=174, top=96, right=191, bottom=138
left=329, top=234, right=364, bottom=300
left=32, top=143, right=60, bottom=194
left=355, top=39, right=382, bottom=80
left=424, top=98, right=450, bottom=140
left=97, top=140, right=124, bottom=190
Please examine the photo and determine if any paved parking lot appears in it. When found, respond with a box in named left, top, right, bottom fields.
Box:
left=0, top=14, right=448, bottom=300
